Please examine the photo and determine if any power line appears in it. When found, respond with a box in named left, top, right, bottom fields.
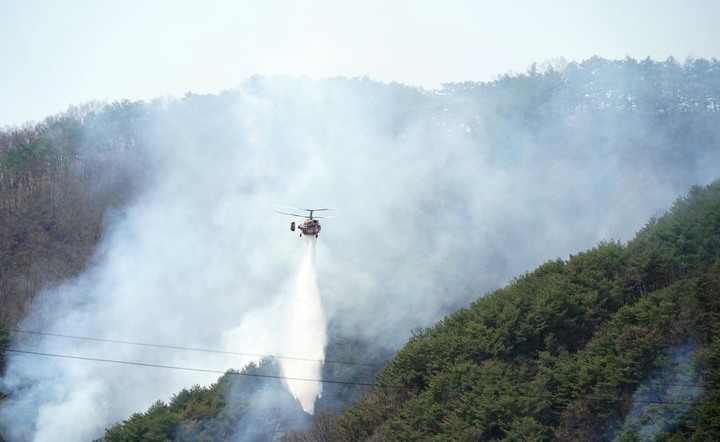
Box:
left=6, top=329, right=706, bottom=390
left=4, top=348, right=392, bottom=389
left=7, top=328, right=383, bottom=368
left=6, top=348, right=711, bottom=407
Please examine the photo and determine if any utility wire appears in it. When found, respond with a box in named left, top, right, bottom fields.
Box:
left=5, top=348, right=391, bottom=389
left=6, top=348, right=711, bottom=407
left=5, top=329, right=706, bottom=389
left=7, top=328, right=383, bottom=368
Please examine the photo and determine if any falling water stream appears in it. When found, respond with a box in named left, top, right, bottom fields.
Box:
left=279, top=237, right=326, bottom=414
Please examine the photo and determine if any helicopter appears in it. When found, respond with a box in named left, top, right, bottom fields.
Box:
left=275, top=207, right=331, bottom=238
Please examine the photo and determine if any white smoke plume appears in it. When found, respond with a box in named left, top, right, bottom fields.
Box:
left=279, top=237, right=326, bottom=414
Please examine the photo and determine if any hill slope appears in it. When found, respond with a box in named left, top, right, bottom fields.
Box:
left=334, top=181, right=720, bottom=441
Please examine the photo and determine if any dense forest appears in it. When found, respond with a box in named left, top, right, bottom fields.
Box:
left=1, top=56, right=719, bottom=440
left=331, top=181, right=720, bottom=441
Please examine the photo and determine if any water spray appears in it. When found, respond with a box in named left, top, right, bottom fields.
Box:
left=279, top=236, right=327, bottom=414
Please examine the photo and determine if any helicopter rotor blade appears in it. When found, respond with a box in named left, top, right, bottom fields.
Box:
left=275, top=205, right=331, bottom=212
left=274, top=211, right=308, bottom=218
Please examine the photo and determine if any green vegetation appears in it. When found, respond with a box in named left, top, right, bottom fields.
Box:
left=99, top=359, right=308, bottom=442
left=333, top=181, right=720, bottom=441
left=97, top=336, right=390, bottom=441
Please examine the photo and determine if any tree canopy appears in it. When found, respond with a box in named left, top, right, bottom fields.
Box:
left=334, top=181, right=720, bottom=441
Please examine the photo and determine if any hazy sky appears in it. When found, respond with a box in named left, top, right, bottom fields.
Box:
left=1, top=0, right=718, bottom=126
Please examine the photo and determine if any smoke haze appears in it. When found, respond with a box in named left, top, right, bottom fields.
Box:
left=0, top=71, right=718, bottom=439
left=611, top=344, right=704, bottom=440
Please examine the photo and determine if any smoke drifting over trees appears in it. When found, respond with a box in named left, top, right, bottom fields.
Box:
left=0, top=56, right=719, bottom=440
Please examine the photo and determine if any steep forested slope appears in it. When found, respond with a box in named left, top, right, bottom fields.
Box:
left=0, top=111, right=148, bottom=327
left=334, top=181, right=720, bottom=441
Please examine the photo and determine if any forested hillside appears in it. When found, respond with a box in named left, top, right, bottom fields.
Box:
left=1, top=56, right=719, bottom=440
left=332, top=181, right=720, bottom=441
left=0, top=110, right=147, bottom=326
